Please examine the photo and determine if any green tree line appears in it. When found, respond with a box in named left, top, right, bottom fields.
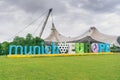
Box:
left=0, top=33, right=44, bottom=55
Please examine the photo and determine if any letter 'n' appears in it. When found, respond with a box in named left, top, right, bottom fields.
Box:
left=33, top=46, right=40, bottom=54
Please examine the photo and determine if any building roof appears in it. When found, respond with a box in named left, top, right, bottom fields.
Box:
left=45, top=23, right=74, bottom=42
left=44, top=25, right=120, bottom=46
left=74, top=27, right=120, bottom=46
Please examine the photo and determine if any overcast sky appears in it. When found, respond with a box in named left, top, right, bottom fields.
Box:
left=0, top=0, right=120, bottom=42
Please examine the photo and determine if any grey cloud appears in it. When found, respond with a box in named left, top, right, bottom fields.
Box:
left=6, top=0, right=67, bottom=14
left=0, top=0, right=120, bottom=42
left=69, top=0, right=120, bottom=13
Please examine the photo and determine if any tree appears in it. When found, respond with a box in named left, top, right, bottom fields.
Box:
left=13, top=36, right=25, bottom=45
left=0, top=43, right=2, bottom=55
left=0, top=33, right=44, bottom=55
left=1, top=41, right=9, bottom=55
left=25, top=33, right=33, bottom=45
left=33, top=37, right=44, bottom=46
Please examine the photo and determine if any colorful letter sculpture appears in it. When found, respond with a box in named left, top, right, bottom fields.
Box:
left=9, top=42, right=111, bottom=55
left=91, top=43, right=98, bottom=53
left=68, top=43, right=75, bottom=54
left=75, top=43, right=84, bottom=53
left=84, top=43, right=91, bottom=53
left=58, top=42, right=69, bottom=53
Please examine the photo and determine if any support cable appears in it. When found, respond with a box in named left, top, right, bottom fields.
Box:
left=7, top=9, right=48, bottom=41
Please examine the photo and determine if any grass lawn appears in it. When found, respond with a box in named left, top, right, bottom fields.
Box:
left=0, top=54, right=120, bottom=80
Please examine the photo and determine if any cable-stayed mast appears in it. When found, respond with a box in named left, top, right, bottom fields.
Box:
left=39, top=8, right=52, bottom=38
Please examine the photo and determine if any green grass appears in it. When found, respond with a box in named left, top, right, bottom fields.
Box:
left=0, top=54, right=120, bottom=80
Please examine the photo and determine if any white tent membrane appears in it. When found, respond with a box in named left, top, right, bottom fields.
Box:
left=74, top=27, right=120, bottom=46
left=44, top=25, right=120, bottom=47
left=45, top=23, right=75, bottom=43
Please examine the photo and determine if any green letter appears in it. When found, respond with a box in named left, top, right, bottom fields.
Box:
left=75, top=43, right=84, bottom=53
left=84, top=43, right=91, bottom=53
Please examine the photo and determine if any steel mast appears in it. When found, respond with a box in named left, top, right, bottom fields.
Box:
left=39, top=8, right=52, bottom=38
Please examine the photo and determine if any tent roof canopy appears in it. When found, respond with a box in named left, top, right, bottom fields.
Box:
left=44, top=25, right=120, bottom=46
left=45, top=23, right=74, bottom=42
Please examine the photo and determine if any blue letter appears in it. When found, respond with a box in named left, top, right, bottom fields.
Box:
left=105, top=43, right=110, bottom=52
left=9, top=45, right=23, bottom=55
left=41, top=42, right=45, bottom=54
left=45, top=46, right=51, bottom=54
left=98, top=43, right=105, bottom=52
left=33, top=46, right=41, bottom=54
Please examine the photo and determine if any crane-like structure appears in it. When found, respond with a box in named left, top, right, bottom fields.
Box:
left=39, top=8, right=52, bottom=38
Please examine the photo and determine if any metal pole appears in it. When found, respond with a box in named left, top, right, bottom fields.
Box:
left=39, top=8, right=52, bottom=38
